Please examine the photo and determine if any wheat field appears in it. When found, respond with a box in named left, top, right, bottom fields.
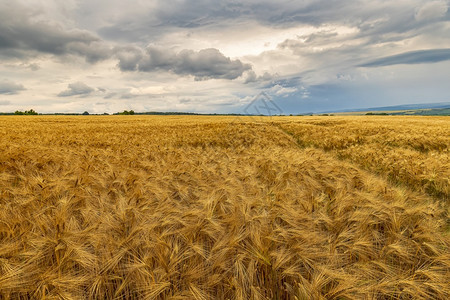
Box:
left=0, top=115, right=449, bottom=299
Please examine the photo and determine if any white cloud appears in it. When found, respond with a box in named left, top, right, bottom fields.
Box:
left=269, top=84, right=298, bottom=97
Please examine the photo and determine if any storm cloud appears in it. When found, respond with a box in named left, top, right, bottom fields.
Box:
left=58, top=82, right=95, bottom=97
left=116, top=46, right=251, bottom=80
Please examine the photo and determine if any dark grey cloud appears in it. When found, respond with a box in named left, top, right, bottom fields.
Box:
left=0, top=2, right=111, bottom=62
left=95, top=0, right=349, bottom=37
left=95, top=1, right=248, bottom=42
left=0, top=81, right=26, bottom=95
left=95, top=0, right=448, bottom=43
left=114, top=46, right=145, bottom=71
left=360, top=49, right=450, bottom=67
left=58, top=82, right=95, bottom=97
left=93, top=1, right=373, bottom=45
left=115, top=46, right=251, bottom=80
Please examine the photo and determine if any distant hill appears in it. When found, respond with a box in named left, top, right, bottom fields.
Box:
left=389, top=108, right=450, bottom=116
left=327, top=102, right=450, bottom=116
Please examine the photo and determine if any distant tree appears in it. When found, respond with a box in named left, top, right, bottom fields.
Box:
left=25, top=109, right=38, bottom=115
left=103, top=112, right=109, bottom=115
left=82, top=111, right=90, bottom=115
left=117, top=110, right=135, bottom=115
left=15, top=109, right=37, bottom=115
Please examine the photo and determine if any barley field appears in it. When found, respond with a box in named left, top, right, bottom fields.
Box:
left=0, top=115, right=449, bottom=299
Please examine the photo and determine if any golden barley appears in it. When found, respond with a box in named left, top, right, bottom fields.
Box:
left=0, top=115, right=448, bottom=299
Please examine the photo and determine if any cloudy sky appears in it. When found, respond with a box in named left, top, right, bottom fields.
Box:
left=1, top=0, right=449, bottom=114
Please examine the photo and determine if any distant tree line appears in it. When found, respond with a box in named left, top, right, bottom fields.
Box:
left=14, top=109, right=38, bottom=115
left=1, top=109, right=314, bottom=116
left=366, top=112, right=388, bottom=115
